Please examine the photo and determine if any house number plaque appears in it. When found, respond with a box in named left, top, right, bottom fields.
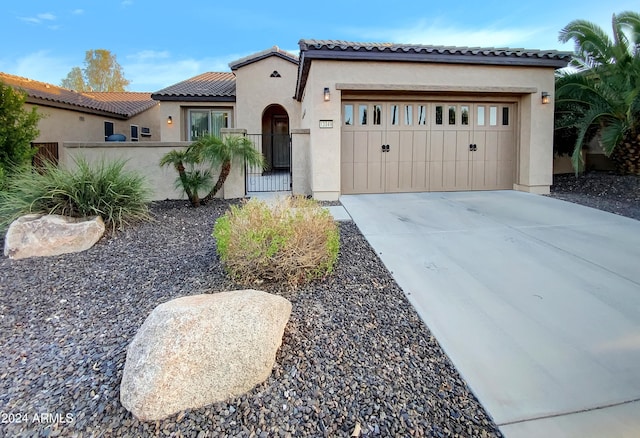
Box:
left=319, top=120, right=333, bottom=129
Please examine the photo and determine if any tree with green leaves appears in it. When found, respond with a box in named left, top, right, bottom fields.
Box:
left=61, top=49, right=130, bottom=92
left=160, top=135, right=265, bottom=207
left=555, top=11, right=640, bottom=174
left=0, top=81, right=42, bottom=179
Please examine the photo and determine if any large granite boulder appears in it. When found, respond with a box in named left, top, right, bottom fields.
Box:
left=4, top=214, right=105, bottom=259
left=120, top=290, right=292, bottom=421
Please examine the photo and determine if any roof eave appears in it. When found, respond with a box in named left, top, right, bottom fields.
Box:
left=150, top=94, right=236, bottom=102
left=294, top=49, right=571, bottom=101
left=26, top=96, right=129, bottom=120
left=230, top=51, right=299, bottom=71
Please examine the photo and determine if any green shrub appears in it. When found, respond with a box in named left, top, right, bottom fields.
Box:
left=213, top=196, right=340, bottom=287
left=0, top=157, right=151, bottom=232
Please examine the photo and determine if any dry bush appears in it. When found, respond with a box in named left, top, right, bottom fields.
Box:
left=213, top=196, right=339, bottom=287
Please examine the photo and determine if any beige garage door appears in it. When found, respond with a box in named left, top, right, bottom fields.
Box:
left=341, top=100, right=516, bottom=194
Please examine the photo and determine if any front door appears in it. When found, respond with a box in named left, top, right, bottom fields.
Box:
left=271, top=115, right=290, bottom=170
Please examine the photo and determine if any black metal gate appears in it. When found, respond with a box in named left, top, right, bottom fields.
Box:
left=245, top=133, right=292, bottom=193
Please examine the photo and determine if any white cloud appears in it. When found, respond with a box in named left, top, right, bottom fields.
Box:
left=19, top=12, right=57, bottom=25
left=127, top=50, right=171, bottom=61
left=0, top=51, right=74, bottom=86
left=123, top=53, right=243, bottom=91
left=38, top=13, right=56, bottom=21
left=348, top=18, right=571, bottom=50
left=72, top=9, right=84, bottom=15
left=121, top=0, right=133, bottom=6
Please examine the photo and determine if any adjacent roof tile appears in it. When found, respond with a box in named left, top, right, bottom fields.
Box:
left=151, top=72, right=236, bottom=101
left=0, top=72, right=156, bottom=118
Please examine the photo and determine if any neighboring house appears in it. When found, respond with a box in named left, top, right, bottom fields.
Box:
left=153, top=41, right=571, bottom=200
left=0, top=72, right=160, bottom=166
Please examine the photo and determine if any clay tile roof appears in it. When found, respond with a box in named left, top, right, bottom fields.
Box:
left=295, top=39, right=572, bottom=100
left=0, top=72, right=156, bottom=118
left=151, top=72, right=236, bottom=102
left=298, top=39, right=572, bottom=64
left=84, top=92, right=159, bottom=117
left=229, top=46, right=299, bottom=70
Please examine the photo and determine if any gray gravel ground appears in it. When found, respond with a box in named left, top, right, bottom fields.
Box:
left=2, top=170, right=635, bottom=437
left=1, top=200, right=502, bottom=437
left=548, top=171, right=640, bottom=220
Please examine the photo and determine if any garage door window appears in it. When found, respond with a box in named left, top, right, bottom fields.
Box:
left=373, top=105, right=382, bottom=125
left=344, top=104, right=353, bottom=125
left=461, top=106, right=470, bottom=125
left=502, top=107, right=510, bottom=125
left=359, top=105, right=368, bottom=125
left=418, top=105, right=427, bottom=125
left=477, top=106, right=485, bottom=126
left=404, top=105, right=413, bottom=125
left=435, top=106, right=443, bottom=125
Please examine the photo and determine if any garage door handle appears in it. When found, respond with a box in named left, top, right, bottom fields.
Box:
left=382, top=144, right=390, bottom=152
left=469, top=144, right=477, bottom=151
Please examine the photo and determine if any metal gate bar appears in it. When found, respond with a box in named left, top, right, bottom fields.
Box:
left=245, top=133, right=291, bottom=193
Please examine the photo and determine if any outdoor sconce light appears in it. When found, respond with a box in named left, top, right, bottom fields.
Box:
left=541, top=92, right=550, bottom=104
left=167, top=116, right=173, bottom=124
left=323, top=87, right=330, bottom=102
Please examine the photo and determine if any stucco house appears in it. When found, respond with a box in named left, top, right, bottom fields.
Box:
left=2, top=39, right=571, bottom=201
left=0, top=72, right=160, bottom=166
left=153, top=40, right=571, bottom=200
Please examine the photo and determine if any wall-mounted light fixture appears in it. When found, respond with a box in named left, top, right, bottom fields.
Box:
left=167, top=116, right=173, bottom=124
left=541, top=92, right=550, bottom=105
left=323, top=87, right=330, bottom=102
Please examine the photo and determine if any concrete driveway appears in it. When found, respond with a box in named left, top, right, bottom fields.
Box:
left=340, top=191, right=640, bottom=438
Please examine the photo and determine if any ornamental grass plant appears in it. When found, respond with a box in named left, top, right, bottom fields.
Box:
left=213, top=196, right=340, bottom=287
left=0, top=157, right=151, bottom=232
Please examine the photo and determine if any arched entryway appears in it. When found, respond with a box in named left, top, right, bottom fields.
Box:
left=262, top=104, right=290, bottom=171
left=246, top=104, right=291, bottom=193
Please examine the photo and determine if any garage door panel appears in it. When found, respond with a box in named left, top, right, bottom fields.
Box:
left=412, top=131, right=428, bottom=162
left=412, top=161, right=429, bottom=191
left=456, top=131, right=470, bottom=161
left=367, top=161, right=384, bottom=193
left=443, top=132, right=457, bottom=161
left=499, top=131, right=515, bottom=162
left=430, top=161, right=444, bottom=191
left=350, top=163, right=368, bottom=193
left=455, top=160, right=470, bottom=189
left=430, top=131, right=444, bottom=162
left=341, top=161, right=354, bottom=193
left=341, top=131, right=354, bottom=163
left=366, top=132, right=383, bottom=162
left=442, top=161, right=457, bottom=190
left=398, top=131, right=415, bottom=161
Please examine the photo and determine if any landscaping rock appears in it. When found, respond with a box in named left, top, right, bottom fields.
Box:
left=3, top=214, right=105, bottom=259
left=120, top=290, right=292, bottom=421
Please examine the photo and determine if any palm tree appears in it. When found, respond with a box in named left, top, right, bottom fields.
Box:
left=198, top=135, right=265, bottom=203
left=159, top=145, right=213, bottom=207
left=556, top=11, right=640, bottom=174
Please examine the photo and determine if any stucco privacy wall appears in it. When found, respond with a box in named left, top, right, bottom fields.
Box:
left=301, top=59, right=558, bottom=199
left=62, top=141, right=244, bottom=201
left=28, top=104, right=161, bottom=165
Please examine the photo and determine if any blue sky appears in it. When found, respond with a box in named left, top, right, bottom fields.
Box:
left=1, top=1, right=637, bottom=92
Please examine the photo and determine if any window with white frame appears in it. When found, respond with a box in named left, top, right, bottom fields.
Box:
left=188, top=109, right=231, bottom=140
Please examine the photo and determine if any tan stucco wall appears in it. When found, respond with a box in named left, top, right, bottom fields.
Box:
left=27, top=103, right=161, bottom=165
left=234, top=56, right=300, bottom=133
left=291, top=129, right=311, bottom=195
left=63, top=141, right=246, bottom=201
left=300, top=59, right=558, bottom=199
left=158, top=101, right=236, bottom=142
